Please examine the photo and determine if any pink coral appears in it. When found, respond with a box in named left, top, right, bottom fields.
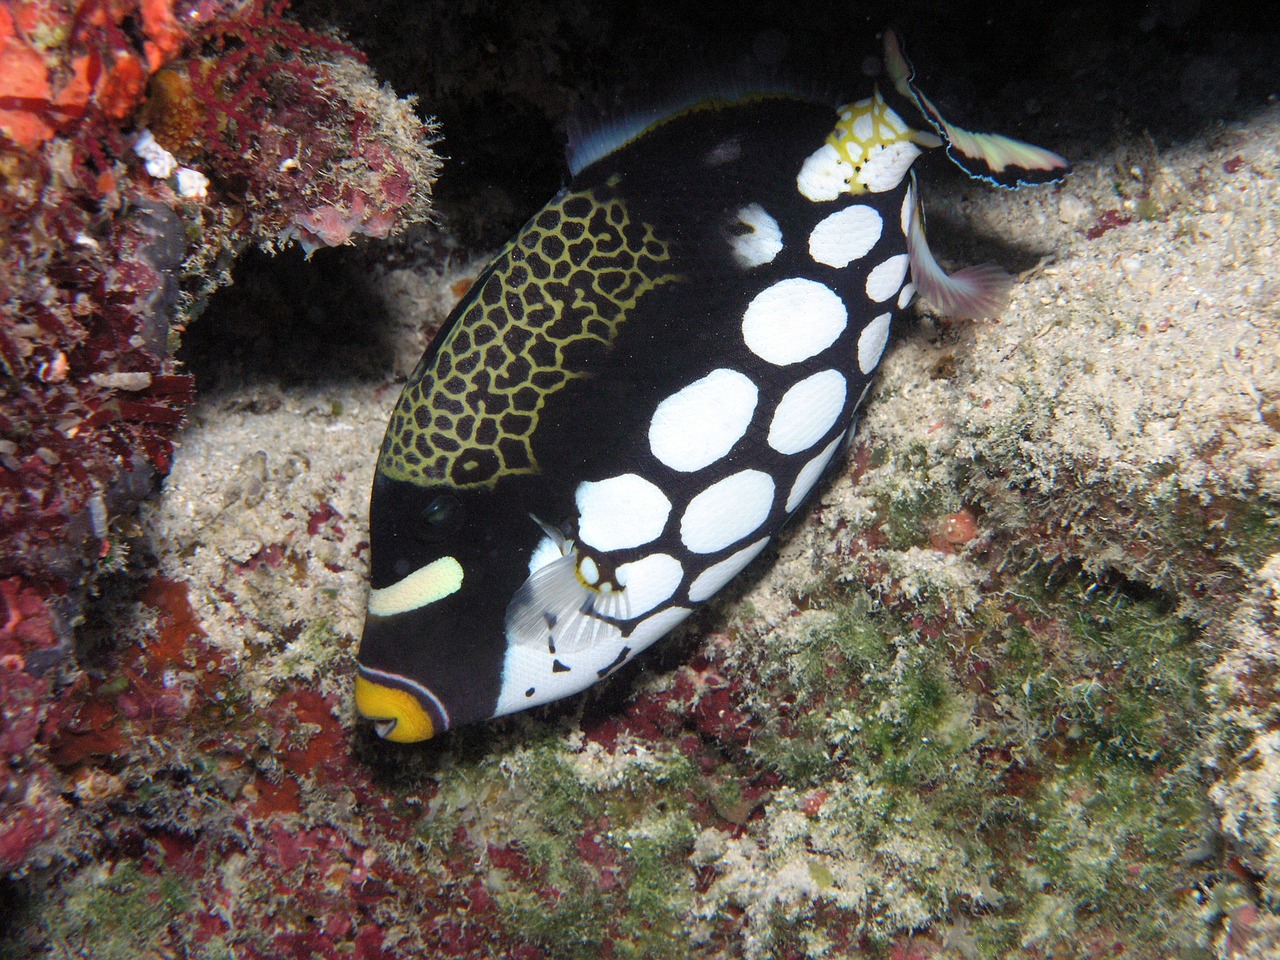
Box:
left=0, top=579, right=71, bottom=873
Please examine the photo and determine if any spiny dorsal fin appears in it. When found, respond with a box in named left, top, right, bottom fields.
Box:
left=566, top=86, right=810, bottom=176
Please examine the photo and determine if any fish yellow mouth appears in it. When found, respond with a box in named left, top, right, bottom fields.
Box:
left=354, top=673, right=436, bottom=742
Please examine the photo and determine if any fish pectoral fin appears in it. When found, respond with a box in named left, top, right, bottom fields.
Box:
left=505, top=552, right=630, bottom=656
left=883, top=29, right=1070, bottom=188
left=907, top=191, right=1013, bottom=320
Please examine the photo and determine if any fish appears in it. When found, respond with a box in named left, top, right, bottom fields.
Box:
left=354, top=31, right=1069, bottom=742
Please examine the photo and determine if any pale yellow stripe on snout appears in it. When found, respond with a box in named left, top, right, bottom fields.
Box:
left=367, top=556, right=464, bottom=617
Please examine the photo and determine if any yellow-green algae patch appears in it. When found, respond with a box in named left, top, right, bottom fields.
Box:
left=409, top=728, right=701, bottom=960
left=18, top=862, right=196, bottom=960
left=712, top=552, right=1212, bottom=957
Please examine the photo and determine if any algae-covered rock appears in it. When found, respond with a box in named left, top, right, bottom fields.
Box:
left=3, top=2, right=1279, bottom=958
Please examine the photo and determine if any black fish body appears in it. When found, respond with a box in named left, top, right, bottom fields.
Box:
left=355, top=33, right=1068, bottom=741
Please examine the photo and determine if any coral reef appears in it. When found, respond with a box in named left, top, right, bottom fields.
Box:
left=1, top=0, right=436, bottom=880
left=3, top=1, right=1279, bottom=958
left=7, top=94, right=1277, bottom=957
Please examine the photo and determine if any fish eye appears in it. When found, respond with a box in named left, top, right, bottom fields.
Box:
left=415, top=495, right=464, bottom=542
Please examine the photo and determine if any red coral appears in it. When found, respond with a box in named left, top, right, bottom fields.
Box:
left=1084, top=209, right=1134, bottom=240
left=140, top=0, right=186, bottom=72
left=935, top=507, right=978, bottom=548
left=0, top=578, right=71, bottom=871
left=1, top=0, right=434, bottom=626
left=0, top=784, right=66, bottom=872
left=799, top=788, right=829, bottom=817
left=307, top=500, right=346, bottom=538
left=0, top=0, right=439, bottom=926
left=139, top=575, right=211, bottom=669
left=577, top=825, right=623, bottom=890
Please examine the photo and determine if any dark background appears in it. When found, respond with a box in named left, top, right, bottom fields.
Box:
left=183, top=0, right=1279, bottom=386
left=292, top=0, right=1278, bottom=245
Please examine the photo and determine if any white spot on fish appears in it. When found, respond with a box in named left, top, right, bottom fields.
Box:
left=625, top=605, right=692, bottom=651
left=852, top=110, right=874, bottom=142
left=494, top=622, right=628, bottom=717
left=742, top=278, right=847, bottom=365
left=854, top=381, right=873, bottom=411
left=900, top=184, right=915, bottom=237
left=730, top=203, right=784, bottom=268
left=687, top=536, right=770, bottom=602
left=648, top=368, right=758, bottom=472
left=857, top=312, right=892, bottom=374
left=808, top=204, right=883, bottom=268
left=865, top=254, right=910, bottom=303
left=785, top=432, right=846, bottom=512
left=796, top=143, right=851, bottom=202
left=576, top=474, right=671, bottom=551
left=768, top=369, right=847, bottom=455
left=680, top=469, right=775, bottom=553
left=858, top=142, right=922, bottom=193
left=616, top=553, right=684, bottom=618
left=528, top=536, right=562, bottom=575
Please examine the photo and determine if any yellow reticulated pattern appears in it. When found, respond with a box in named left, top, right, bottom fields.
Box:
left=827, top=90, right=914, bottom=195
left=380, top=189, right=675, bottom=489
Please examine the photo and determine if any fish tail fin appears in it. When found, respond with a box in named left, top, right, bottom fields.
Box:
left=883, top=29, right=1071, bottom=189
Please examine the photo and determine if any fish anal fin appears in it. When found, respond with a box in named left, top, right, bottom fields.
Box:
left=907, top=196, right=1013, bottom=320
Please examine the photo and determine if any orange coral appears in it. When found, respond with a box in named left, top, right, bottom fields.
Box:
left=0, top=1, right=193, bottom=151
left=10, top=0, right=65, bottom=41
left=95, top=49, right=147, bottom=119
left=140, top=0, right=185, bottom=73
left=0, top=36, right=54, bottom=149
left=50, top=52, right=95, bottom=123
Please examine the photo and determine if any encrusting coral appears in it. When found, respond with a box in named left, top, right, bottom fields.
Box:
left=1, top=0, right=437, bottom=880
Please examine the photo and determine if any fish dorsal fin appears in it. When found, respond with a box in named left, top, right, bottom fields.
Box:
left=883, top=29, right=1070, bottom=188
left=567, top=101, right=692, bottom=176
left=566, top=79, right=812, bottom=176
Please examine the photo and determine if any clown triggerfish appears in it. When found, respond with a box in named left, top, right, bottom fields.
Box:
left=355, top=32, right=1068, bottom=742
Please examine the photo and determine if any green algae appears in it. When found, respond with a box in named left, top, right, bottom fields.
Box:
left=703, top=543, right=1218, bottom=957
left=29, top=862, right=193, bottom=960
left=878, top=442, right=963, bottom=551
left=496, top=806, right=698, bottom=960
left=411, top=730, right=700, bottom=959
left=958, top=358, right=1280, bottom=615
left=995, top=574, right=1204, bottom=763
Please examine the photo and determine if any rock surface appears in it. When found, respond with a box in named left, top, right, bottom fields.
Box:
left=3, top=2, right=1278, bottom=958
